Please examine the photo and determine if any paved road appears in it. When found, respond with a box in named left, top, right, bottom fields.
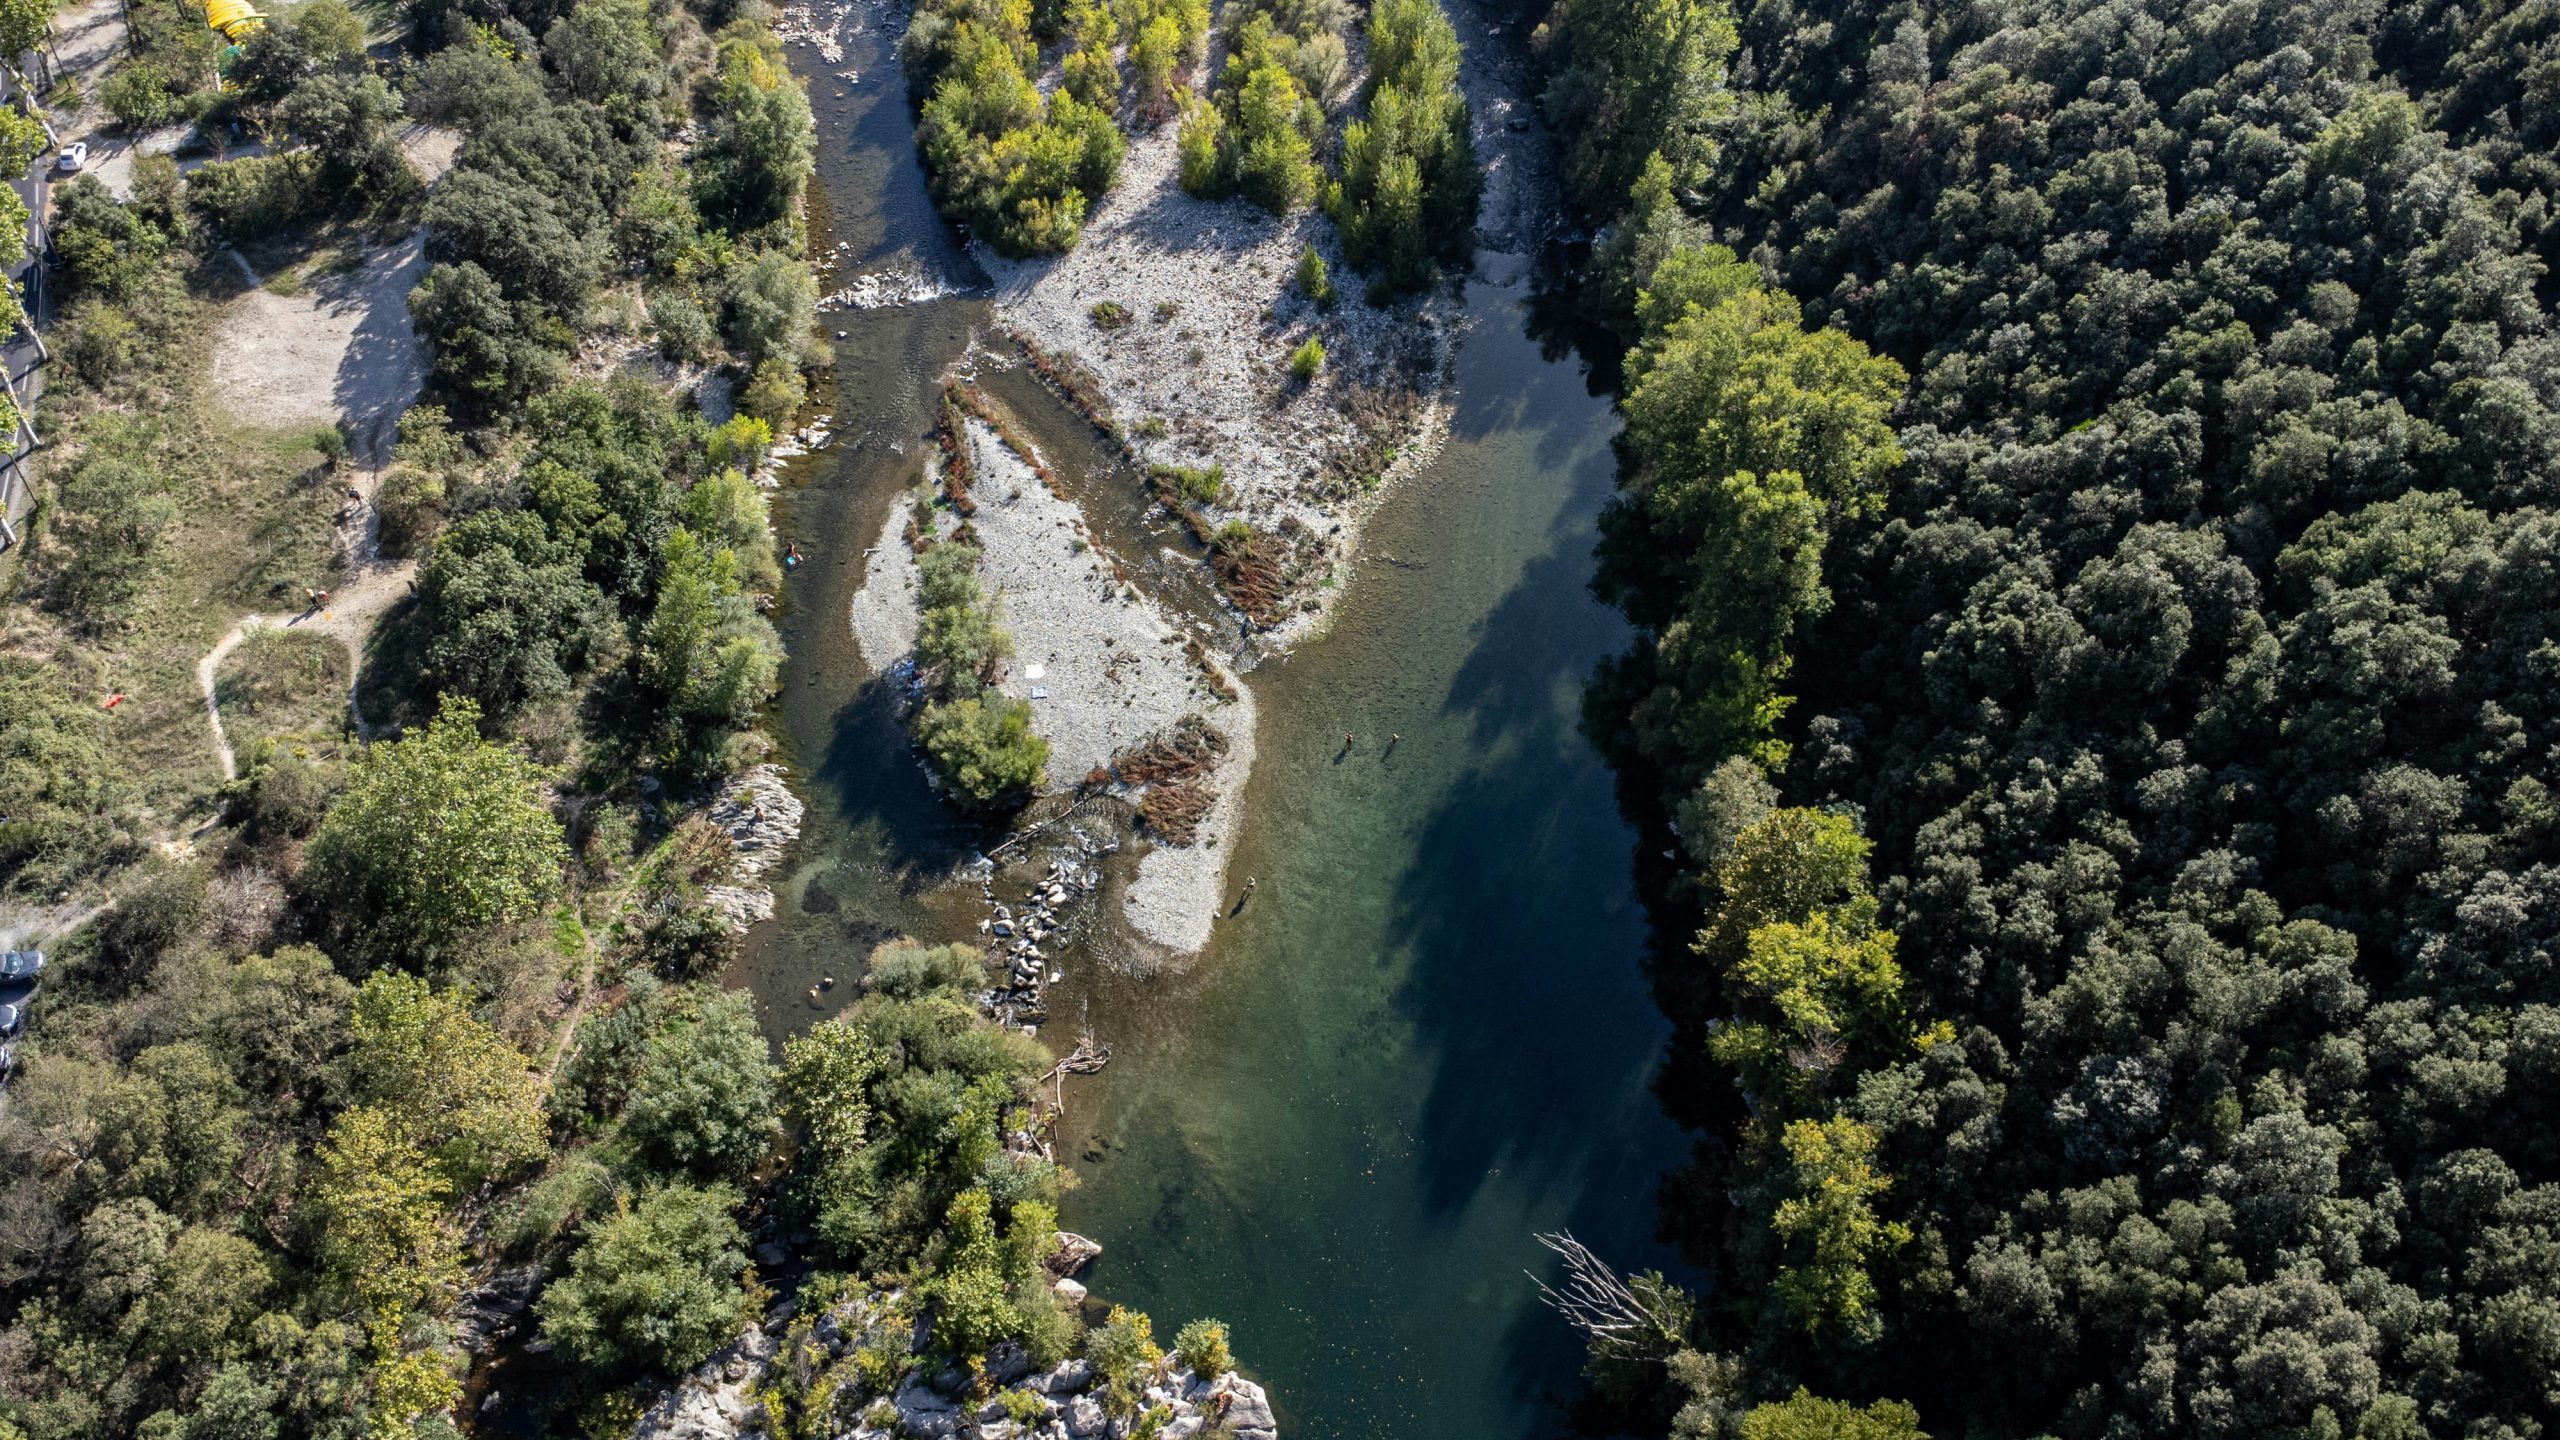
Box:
left=0, top=93, right=46, bottom=545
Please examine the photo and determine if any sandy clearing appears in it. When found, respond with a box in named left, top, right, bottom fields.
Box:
left=397, top=123, right=464, bottom=186
left=848, top=489, right=920, bottom=673
left=213, top=231, right=428, bottom=461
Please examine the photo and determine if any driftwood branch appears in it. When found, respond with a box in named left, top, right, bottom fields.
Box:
left=1530, top=1231, right=1679, bottom=1357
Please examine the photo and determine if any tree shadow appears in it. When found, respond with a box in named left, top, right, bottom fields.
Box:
left=1366, top=289, right=1700, bottom=1431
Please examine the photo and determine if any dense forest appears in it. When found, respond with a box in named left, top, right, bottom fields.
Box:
left=0, top=0, right=1244, bottom=1434
left=1559, top=0, right=2560, bottom=1435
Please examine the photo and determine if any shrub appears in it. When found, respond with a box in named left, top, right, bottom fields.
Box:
left=724, top=249, right=818, bottom=368
left=1293, top=244, right=1333, bottom=306
left=651, top=289, right=721, bottom=363
left=187, top=152, right=324, bottom=245
left=102, top=62, right=186, bottom=132
left=741, top=357, right=806, bottom=428
left=1150, top=463, right=1225, bottom=505
left=1085, top=1307, right=1162, bottom=1419
left=57, top=300, right=138, bottom=387
left=1173, top=1318, right=1232, bottom=1377
left=916, top=696, right=1048, bottom=805
left=1088, top=300, right=1132, bottom=330
left=1288, top=335, right=1325, bottom=379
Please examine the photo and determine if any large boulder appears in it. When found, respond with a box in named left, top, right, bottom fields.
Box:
left=1218, top=1377, right=1278, bottom=1440
left=1046, top=1231, right=1103, bottom=1276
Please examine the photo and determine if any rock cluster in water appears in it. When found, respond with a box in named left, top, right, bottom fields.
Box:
left=976, top=853, right=1099, bottom=1032
left=701, top=764, right=807, bottom=930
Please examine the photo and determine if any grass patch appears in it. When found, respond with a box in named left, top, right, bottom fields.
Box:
left=214, top=626, right=351, bottom=757
left=14, top=258, right=347, bottom=831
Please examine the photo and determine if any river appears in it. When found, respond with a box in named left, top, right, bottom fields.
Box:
left=741, top=8, right=1690, bottom=1436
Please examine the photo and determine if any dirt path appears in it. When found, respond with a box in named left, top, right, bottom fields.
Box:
left=196, top=558, right=415, bottom=776
left=197, top=448, right=417, bottom=777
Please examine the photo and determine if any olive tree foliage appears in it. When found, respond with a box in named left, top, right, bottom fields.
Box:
left=1571, top=0, right=2560, bottom=1432
left=299, top=696, right=568, bottom=967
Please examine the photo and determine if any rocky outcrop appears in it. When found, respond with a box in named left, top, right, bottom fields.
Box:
left=452, top=1264, right=544, bottom=1355
left=629, top=1318, right=780, bottom=1440
left=838, top=1361, right=1274, bottom=1440
left=1046, top=1231, right=1102, bottom=1277
left=700, top=764, right=806, bottom=930
left=627, top=1286, right=1277, bottom=1440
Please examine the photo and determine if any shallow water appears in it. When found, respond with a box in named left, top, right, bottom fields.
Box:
left=746, top=19, right=1690, bottom=1437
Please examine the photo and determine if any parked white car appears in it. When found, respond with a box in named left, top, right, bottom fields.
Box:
left=54, top=141, right=86, bottom=174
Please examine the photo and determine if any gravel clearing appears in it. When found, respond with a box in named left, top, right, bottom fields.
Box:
left=974, top=3, right=1553, bottom=646
left=848, top=419, right=1257, bottom=950
left=964, top=420, right=1237, bottom=784
left=848, top=495, right=920, bottom=674
left=977, top=124, right=1454, bottom=647
left=1121, top=674, right=1255, bottom=953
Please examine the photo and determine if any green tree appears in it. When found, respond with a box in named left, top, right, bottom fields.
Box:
left=929, top=1188, right=1018, bottom=1356
left=302, top=695, right=568, bottom=965
left=1767, top=1116, right=1907, bottom=1338
left=1324, top=0, right=1476, bottom=290
left=1739, top=1391, right=1926, bottom=1440
left=623, top=988, right=780, bottom=1179
left=916, top=696, right=1048, bottom=805
left=0, top=0, right=52, bottom=71
left=537, top=1183, right=752, bottom=1375
left=1538, top=0, right=1736, bottom=215
left=309, top=1105, right=464, bottom=1423
left=1601, top=272, right=1903, bottom=778
left=780, top=1017, right=879, bottom=1254
left=349, top=972, right=548, bottom=1189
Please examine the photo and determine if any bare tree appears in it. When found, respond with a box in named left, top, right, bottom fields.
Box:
left=1529, top=1231, right=1689, bottom=1360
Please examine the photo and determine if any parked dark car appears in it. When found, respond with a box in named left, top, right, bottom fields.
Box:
left=0, top=951, right=43, bottom=982
left=0, top=1003, right=23, bottom=1037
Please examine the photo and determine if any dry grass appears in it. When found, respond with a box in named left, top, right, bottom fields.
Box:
left=213, top=626, right=351, bottom=757
left=9, top=262, right=346, bottom=832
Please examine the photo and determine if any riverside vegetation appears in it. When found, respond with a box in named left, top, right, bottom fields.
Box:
left=0, top=0, right=1249, bottom=1435
left=1551, top=0, right=2560, bottom=1436
left=908, top=0, right=1476, bottom=289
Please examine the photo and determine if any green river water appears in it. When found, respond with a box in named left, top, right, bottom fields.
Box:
left=739, top=12, right=1691, bottom=1435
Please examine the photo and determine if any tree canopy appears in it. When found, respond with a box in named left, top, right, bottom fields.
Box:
left=1573, top=0, right=2560, bottom=1433
left=299, top=696, right=567, bottom=966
